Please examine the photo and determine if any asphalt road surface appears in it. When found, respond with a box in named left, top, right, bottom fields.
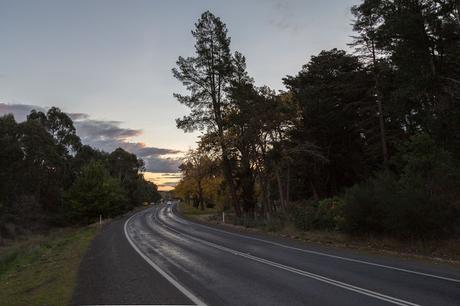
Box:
left=72, top=204, right=460, bottom=305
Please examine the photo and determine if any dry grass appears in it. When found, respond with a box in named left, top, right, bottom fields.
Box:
left=277, top=224, right=460, bottom=263
left=178, top=203, right=219, bottom=222
left=0, top=226, right=98, bottom=306
left=179, top=208, right=460, bottom=265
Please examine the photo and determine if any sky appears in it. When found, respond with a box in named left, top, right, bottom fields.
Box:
left=0, top=0, right=358, bottom=189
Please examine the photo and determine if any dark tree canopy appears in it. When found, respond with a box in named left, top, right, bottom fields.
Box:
left=174, top=5, right=460, bottom=239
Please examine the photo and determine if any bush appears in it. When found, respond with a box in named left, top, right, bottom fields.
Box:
left=342, top=172, right=400, bottom=235
left=290, top=197, right=345, bottom=231
left=316, top=197, right=345, bottom=230
left=290, top=200, right=317, bottom=231
left=342, top=134, right=460, bottom=239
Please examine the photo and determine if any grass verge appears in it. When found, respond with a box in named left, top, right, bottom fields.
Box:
left=178, top=203, right=460, bottom=265
left=178, top=203, right=219, bottom=221
left=0, top=226, right=98, bottom=306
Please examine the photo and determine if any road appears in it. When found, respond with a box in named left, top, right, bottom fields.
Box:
left=73, top=204, right=460, bottom=305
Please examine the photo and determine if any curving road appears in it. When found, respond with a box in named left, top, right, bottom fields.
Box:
left=73, top=204, right=460, bottom=305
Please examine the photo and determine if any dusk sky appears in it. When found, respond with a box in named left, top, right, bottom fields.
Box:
left=0, top=0, right=357, bottom=189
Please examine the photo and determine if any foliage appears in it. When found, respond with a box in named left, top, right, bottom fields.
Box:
left=65, top=161, right=126, bottom=223
left=174, top=150, right=225, bottom=211
left=343, top=134, right=460, bottom=239
left=173, top=10, right=242, bottom=215
left=0, top=108, right=160, bottom=236
left=174, top=5, right=460, bottom=240
left=290, top=197, right=345, bottom=232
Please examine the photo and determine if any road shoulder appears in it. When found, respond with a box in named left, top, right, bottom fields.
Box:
left=176, top=206, right=460, bottom=269
left=71, top=211, right=194, bottom=306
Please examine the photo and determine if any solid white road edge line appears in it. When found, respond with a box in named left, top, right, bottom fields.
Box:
left=171, top=206, right=460, bottom=284
left=157, top=208, right=420, bottom=306
left=124, top=210, right=207, bottom=306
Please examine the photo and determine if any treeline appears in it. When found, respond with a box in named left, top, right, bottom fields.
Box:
left=173, top=1, right=460, bottom=239
left=0, top=107, right=160, bottom=238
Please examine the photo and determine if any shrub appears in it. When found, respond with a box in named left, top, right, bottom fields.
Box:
left=289, top=197, right=345, bottom=231
left=342, top=134, right=460, bottom=239
left=316, top=197, right=345, bottom=230
left=342, top=172, right=400, bottom=235
left=290, top=200, right=317, bottom=231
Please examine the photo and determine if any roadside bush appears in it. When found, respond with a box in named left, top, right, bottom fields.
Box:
left=342, top=172, right=400, bottom=235
left=264, top=215, right=285, bottom=232
left=315, top=197, right=345, bottom=230
left=290, top=197, right=345, bottom=231
left=342, top=134, right=460, bottom=239
left=290, top=200, right=317, bottom=231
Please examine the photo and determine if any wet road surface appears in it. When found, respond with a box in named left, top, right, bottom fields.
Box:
left=73, top=205, right=460, bottom=305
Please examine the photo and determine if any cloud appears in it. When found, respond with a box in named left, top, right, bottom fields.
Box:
left=0, top=103, right=45, bottom=121
left=74, top=119, right=142, bottom=143
left=0, top=102, right=182, bottom=173
left=68, top=113, right=89, bottom=120
left=161, top=173, right=182, bottom=178
left=268, top=0, right=301, bottom=33
left=161, top=181, right=181, bottom=187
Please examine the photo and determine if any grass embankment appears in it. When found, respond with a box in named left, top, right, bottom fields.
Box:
left=178, top=203, right=460, bottom=264
left=178, top=203, right=219, bottom=222
left=0, top=226, right=98, bottom=306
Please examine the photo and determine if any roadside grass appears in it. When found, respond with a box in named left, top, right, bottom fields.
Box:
left=277, top=223, right=460, bottom=262
left=178, top=206, right=460, bottom=264
left=178, top=203, right=219, bottom=221
left=0, top=226, right=98, bottom=306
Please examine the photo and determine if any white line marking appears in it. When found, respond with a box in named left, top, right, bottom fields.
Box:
left=155, top=208, right=420, bottom=306
left=170, top=207, right=460, bottom=284
left=124, top=210, right=207, bottom=306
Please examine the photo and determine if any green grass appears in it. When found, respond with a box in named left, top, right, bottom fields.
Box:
left=178, top=203, right=219, bottom=221
left=0, top=226, right=98, bottom=306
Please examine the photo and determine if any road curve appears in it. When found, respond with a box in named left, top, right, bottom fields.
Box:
left=120, top=204, right=460, bottom=306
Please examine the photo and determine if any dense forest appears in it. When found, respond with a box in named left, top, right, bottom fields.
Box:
left=173, top=0, right=460, bottom=239
left=0, top=107, right=160, bottom=238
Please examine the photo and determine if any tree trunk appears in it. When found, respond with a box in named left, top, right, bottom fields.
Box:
left=222, top=152, right=241, bottom=216
left=309, top=179, right=319, bottom=201
left=275, top=167, right=285, bottom=212
left=286, top=164, right=290, bottom=207
left=240, top=152, right=255, bottom=214
left=263, top=176, right=271, bottom=220
left=198, top=180, right=204, bottom=211
left=377, top=96, right=389, bottom=166
left=372, top=41, right=389, bottom=169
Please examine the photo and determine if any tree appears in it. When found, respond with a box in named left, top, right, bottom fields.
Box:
left=28, top=107, right=81, bottom=156
left=66, top=161, right=126, bottom=223
left=108, top=148, right=149, bottom=208
left=0, top=108, right=160, bottom=237
left=172, top=11, right=242, bottom=215
left=20, top=116, right=66, bottom=213
left=351, top=0, right=460, bottom=159
left=350, top=0, right=390, bottom=167
left=226, top=52, right=258, bottom=214
left=0, top=115, right=24, bottom=228
left=284, top=49, right=373, bottom=196
left=179, top=149, right=216, bottom=210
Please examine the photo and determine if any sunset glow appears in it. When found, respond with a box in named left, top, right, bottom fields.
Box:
left=143, top=172, right=182, bottom=191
